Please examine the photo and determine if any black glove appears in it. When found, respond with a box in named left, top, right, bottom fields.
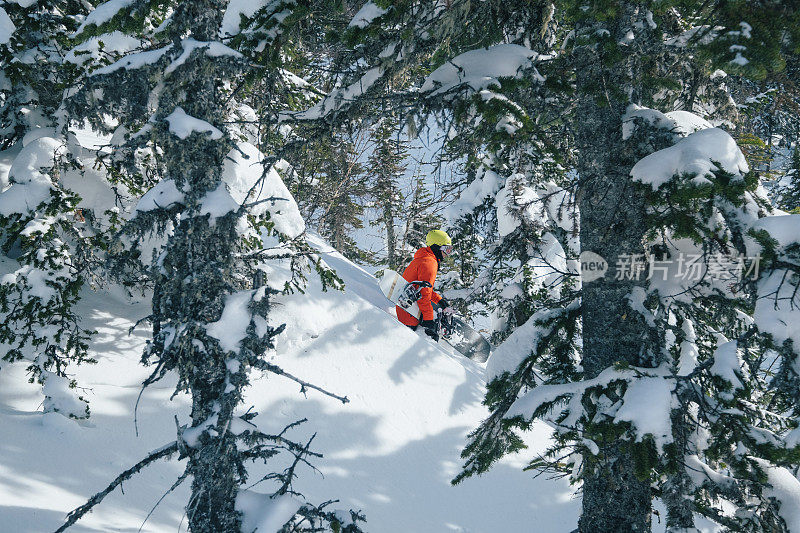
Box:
left=438, top=298, right=455, bottom=316
left=420, top=319, right=439, bottom=342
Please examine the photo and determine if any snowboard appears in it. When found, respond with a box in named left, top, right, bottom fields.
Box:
left=378, top=270, right=492, bottom=363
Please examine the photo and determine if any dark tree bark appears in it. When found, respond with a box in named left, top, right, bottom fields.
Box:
left=153, top=2, right=248, bottom=530
left=382, top=201, right=397, bottom=269
left=574, top=4, right=663, bottom=531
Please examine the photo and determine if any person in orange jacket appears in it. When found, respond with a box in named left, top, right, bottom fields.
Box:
left=396, top=229, right=454, bottom=341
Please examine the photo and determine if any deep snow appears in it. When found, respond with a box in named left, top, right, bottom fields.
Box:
left=0, top=236, right=582, bottom=533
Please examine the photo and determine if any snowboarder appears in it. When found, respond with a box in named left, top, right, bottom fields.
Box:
left=396, top=229, right=453, bottom=340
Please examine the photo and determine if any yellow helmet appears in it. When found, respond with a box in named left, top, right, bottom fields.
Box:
left=425, top=229, right=452, bottom=247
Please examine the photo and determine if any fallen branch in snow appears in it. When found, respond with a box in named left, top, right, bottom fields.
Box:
left=255, top=360, right=350, bottom=404
left=53, top=441, right=180, bottom=533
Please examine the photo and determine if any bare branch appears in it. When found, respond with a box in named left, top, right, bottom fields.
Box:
left=254, top=361, right=349, bottom=404
left=137, top=470, right=189, bottom=533
left=53, top=441, right=180, bottom=533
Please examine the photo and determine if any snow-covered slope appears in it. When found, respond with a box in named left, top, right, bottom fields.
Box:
left=0, top=238, right=580, bottom=532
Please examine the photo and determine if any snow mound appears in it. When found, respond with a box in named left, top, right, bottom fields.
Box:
left=41, top=372, right=88, bottom=419
left=751, top=458, right=800, bottom=531
left=74, top=0, right=135, bottom=35
left=0, top=136, right=62, bottom=216
left=487, top=304, right=575, bottom=380
left=0, top=7, right=15, bottom=45
left=164, top=106, right=223, bottom=140
left=631, top=128, right=749, bottom=190
left=348, top=2, right=387, bottom=28
left=507, top=365, right=634, bottom=420
left=751, top=214, right=800, bottom=249
left=91, top=45, right=172, bottom=76
left=446, top=166, right=504, bottom=221
left=236, top=491, right=303, bottom=533
left=199, top=142, right=305, bottom=238
left=204, top=289, right=256, bottom=352
left=422, top=44, right=541, bottom=96
left=622, top=105, right=712, bottom=140
left=164, top=39, right=242, bottom=75
left=66, top=32, right=144, bottom=66
left=613, top=376, right=675, bottom=453
left=220, top=0, right=270, bottom=37
left=665, top=110, right=713, bottom=136
left=754, top=270, right=800, bottom=351
left=134, top=178, right=184, bottom=213
left=749, top=216, right=800, bottom=352
left=710, top=341, right=743, bottom=390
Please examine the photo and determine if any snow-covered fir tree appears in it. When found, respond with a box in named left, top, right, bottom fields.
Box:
left=298, top=1, right=800, bottom=530
left=0, top=0, right=105, bottom=419
left=52, top=1, right=364, bottom=531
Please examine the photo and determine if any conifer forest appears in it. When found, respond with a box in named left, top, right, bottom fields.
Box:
left=2, top=1, right=800, bottom=532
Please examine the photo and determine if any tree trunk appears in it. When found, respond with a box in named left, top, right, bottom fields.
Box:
left=576, top=103, right=653, bottom=531
left=383, top=202, right=397, bottom=269
left=574, top=4, right=662, bottom=531
left=186, top=372, right=242, bottom=532
left=154, top=2, right=246, bottom=530
left=662, top=425, right=696, bottom=531
left=158, top=173, right=245, bottom=533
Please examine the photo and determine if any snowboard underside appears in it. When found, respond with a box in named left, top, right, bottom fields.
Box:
left=437, top=307, right=491, bottom=363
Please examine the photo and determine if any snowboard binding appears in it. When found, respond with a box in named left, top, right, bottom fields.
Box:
left=436, top=307, right=455, bottom=340
left=398, top=280, right=432, bottom=308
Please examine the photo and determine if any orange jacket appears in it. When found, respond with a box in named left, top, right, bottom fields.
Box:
left=396, top=246, right=442, bottom=326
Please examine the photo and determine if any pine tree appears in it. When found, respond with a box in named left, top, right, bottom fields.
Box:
left=54, top=1, right=363, bottom=531
left=291, top=127, right=373, bottom=263
left=0, top=0, right=101, bottom=419
left=299, top=1, right=800, bottom=530
left=398, top=168, right=443, bottom=266
left=367, top=113, right=407, bottom=270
